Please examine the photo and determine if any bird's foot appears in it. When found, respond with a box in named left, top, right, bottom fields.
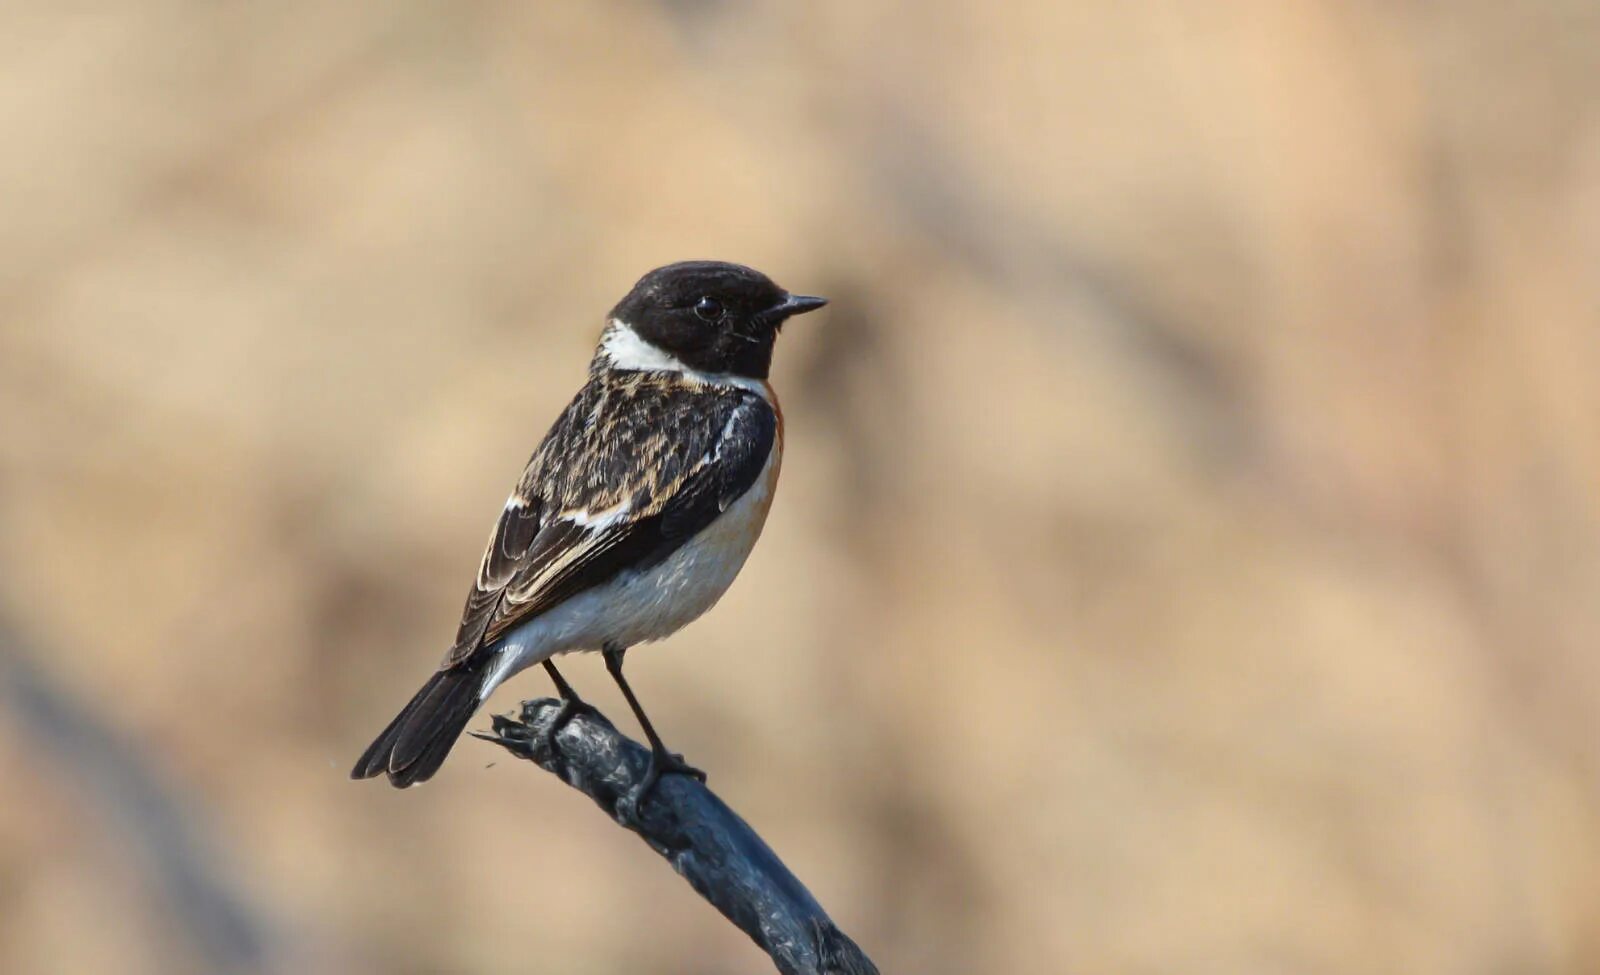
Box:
left=616, top=747, right=706, bottom=825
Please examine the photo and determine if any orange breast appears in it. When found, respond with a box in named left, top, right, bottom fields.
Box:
left=764, top=382, right=784, bottom=452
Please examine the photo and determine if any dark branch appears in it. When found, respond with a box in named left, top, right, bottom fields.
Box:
left=473, top=699, right=878, bottom=975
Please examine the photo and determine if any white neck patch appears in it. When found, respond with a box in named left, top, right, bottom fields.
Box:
left=600, top=319, right=770, bottom=399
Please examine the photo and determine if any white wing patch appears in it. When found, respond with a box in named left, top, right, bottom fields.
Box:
left=701, top=403, right=752, bottom=465
left=558, top=500, right=632, bottom=529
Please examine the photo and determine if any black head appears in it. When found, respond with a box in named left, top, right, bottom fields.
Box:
left=605, top=261, right=827, bottom=379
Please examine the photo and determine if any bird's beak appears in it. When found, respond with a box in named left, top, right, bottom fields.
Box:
left=771, top=293, right=828, bottom=319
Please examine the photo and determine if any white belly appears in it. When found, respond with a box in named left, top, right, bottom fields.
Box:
left=480, top=445, right=779, bottom=697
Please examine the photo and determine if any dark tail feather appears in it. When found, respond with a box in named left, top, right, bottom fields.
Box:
left=351, top=664, right=485, bottom=788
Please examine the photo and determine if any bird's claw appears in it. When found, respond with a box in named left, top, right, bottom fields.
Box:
left=616, top=749, right=706, bottom=825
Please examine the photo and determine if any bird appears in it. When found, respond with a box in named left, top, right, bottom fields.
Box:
left=352, top=260, right=826, bottom=802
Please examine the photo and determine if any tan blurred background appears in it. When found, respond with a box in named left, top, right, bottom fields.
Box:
left=3, top=1, right=1599, bottom=972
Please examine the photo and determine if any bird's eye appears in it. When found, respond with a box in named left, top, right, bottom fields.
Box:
left=693, top=296, right=723, bottom=321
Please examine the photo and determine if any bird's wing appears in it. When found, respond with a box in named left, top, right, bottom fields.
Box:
left=441, top=376, right=777, bottom=669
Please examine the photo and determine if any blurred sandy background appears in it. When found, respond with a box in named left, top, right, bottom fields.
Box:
left=3, top=2, right=1599, bottom=973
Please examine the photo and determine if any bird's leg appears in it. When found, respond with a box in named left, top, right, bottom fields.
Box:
left=536, top=659, right=598, bottom=758
left=602, top=643, right=705, bottom=820
left=543, top=658, right=585, bottom=705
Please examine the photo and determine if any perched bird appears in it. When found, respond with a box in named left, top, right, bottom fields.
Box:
left=352, top=261, right=825, bottom=799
